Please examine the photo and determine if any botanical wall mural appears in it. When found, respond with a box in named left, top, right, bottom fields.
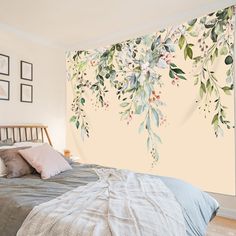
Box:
left=66, top=6, right=235, bottom=194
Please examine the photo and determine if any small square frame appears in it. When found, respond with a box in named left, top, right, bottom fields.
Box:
left=0, top=79, right=10, bottom=101
left=20, top=83, right=33, bottom=103
left=21, top=61, right=33, bottom=81
left=0, top=54, right=10, bottom=76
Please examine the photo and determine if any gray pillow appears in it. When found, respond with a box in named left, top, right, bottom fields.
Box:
left=0, top=147, right=34, bottom=178
left=0, top=138, right=14, bottom=147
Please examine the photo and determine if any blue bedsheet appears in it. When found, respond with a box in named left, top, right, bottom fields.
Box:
left=160, top=176, right=219, bottom=236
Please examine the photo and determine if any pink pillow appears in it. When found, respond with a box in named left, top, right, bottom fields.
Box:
left=19, top=144, right=72, bottom=179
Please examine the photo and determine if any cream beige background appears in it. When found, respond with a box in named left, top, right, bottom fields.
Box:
left=66, top=32, right=235, bottom=196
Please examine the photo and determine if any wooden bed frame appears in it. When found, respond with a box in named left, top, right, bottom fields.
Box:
left=0, top=124, right=52, bottom=146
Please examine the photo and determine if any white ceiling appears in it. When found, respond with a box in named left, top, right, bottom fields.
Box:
left=0, top=0, right=236, bottom=50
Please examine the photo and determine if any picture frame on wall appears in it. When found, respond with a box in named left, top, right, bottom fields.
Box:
left=20, top=83, right=33, bottom=103
left=21, top=61, right=33, bottom=81
left=0, top=79, right=10, bottom=101
left=0, top=54, right=10, bottom=76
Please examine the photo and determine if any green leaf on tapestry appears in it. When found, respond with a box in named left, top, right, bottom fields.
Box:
left=200, top=82, right=206, bottom=98
left=120, top=102, right=129, bottom=107
left=206, top=79, right=211, bottom=89
left=80, top=98, right=85, bottom=105
left=184, top=45, right=193, bottom=60
left=139, top=121, right=145, bottom=133
left=194, top=77, right=199, bottom=85
left=216, top=9, right=228, bottom=20
left=205, top=19, right=216, bottom=28
left=99, top=96, right=104, bottom=104
left=201, top=82, right=206, bottom=93
left=211, top=48, right=218, bottom=64
left=221, top=110, right=226, bottom=118
left=76, top=121, right=80, bottom=129
left=211, top=114, right=219, bottom=125
left=91, top=84, right=99, bottom=91
left=70, top=116, right=76, bottom=123
left=96, top=74, right=104, bottom=85
left=184, top=46, right=188, bottom=60
left=134, top=66, right=141, bottom=72
left=211, top=27, right=218, bottom=42
left=172, top=68, right=185, bottom=74
left=189, top=31, right=198, bottom=37
left=135, top=38, right=142, bottom=44
left=164, top=38, right=175, bottom=52
left=153, top=133, right=162, bottom=144
left=146, top=115, right=151, bottom=130
left=115, top=44, right=122, bottom=51
left=227, top=7, right=233, bottom=18
left=200, top=17, right=207, bottom=24
left=151, top=42, right=155, bottom=51
left=226, top=69, right=231, bottom=76
left=222, top=86, right=232, bottom=95
left=176, top=75, right=185, bottom=80
left=178, top=35, right=185, bottom=49
left=220, top=46, right=228, bottom=55
left=215, top=22, right=224, bottom=35
left=151, top=108, right=159, bottom=127
left=135, top=105, right=143, bottom=114
left=77, top=84, right=83, bottom=90
left=169, top=70, right=175, bottom=78
left=187, top=47, right=193, bottom=59
left=188, top=18, right=197, bottom=26
left=194, top=56, right=202, bottom=63
left=77, top=61, right=87, bottom=71
left=209, top=85, right=214, bottom=95
left=225, top=55, right=233, bottom=65
left=170, top=63, right=177, bottom=68
left=147, top=137, right=151, bottom=150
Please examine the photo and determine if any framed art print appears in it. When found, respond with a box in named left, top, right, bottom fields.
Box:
left=20, top=84, right=33, bottom=103
left=0, top=54, right=10, bottom=76
left=0, top=79, right=10, bottom=101
left=21, top=61, right=33, bottom=81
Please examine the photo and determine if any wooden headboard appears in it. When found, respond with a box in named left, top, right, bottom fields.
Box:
left=0, top=124, right=52, bottom=146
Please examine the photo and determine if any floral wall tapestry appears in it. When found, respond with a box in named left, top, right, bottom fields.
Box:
left=66, top=6, right=235, bottom=195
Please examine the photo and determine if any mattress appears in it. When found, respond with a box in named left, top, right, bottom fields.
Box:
left=0, top=163, right=219, bottom=236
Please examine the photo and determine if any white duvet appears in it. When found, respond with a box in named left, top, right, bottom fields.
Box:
left=17, top=168, right=187, bottom=236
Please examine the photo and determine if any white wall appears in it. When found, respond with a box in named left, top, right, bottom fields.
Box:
left=0, top=28, right=66, bottom=151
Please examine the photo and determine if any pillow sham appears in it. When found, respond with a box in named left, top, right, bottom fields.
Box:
left=0, top=138, right=14, bottom=147
left=0, top=147, right=34, bottom=178
left=0, top=158, right=7, bottom=177
left=19, top=144, right=72, bottom=179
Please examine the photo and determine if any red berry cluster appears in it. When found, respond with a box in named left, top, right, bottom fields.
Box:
left=149, top=91, right=161, bottom=103
left=171, top=77, right=179, bottom=86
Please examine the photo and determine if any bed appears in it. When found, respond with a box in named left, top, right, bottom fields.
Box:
left=0, top=125, right=219, bottom=236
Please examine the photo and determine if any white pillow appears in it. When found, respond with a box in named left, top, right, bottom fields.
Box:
left=13, top=142, right=43, bottom=148
left=19, top=143, right=72, bottom=179
left=0, top=145, right=17, bottom=150
left=0, top=158, right=7, bottom=177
